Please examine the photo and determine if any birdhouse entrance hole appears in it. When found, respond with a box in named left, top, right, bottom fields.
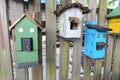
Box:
left=21, top=38, right=33, bottom=51
left=70, top=22, right=78, bottom=30
left=69, top=17, right=80, bottom=30
left=96, top=42, right=106, bottom=50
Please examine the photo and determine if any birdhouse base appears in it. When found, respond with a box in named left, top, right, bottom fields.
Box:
left=17, top=62, right=38, bottom=68
left=59, top=35, right=81, bottom=41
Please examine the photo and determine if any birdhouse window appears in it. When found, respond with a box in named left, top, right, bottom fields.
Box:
left=96, top=34, right=100, bottom=38
left=69, top=17, right=80, bottom=30
left=30, top=28, right=35, bottom=33
left=103, top=34, right=107, bottom=38
left=18, top=27, right=24, bottom=33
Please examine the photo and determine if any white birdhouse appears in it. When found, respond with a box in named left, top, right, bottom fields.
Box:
left=54, top=3, right=90, bottom=39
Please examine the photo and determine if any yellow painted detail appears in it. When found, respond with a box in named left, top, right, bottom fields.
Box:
left=109, top=18, right=120, bottom=23
left=108, top=17, right=120, bottom=33
left=108, top=22, right=120, bottom=33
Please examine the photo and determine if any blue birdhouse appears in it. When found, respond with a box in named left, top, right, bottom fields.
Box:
left=84, top=20, right=112, bottom=59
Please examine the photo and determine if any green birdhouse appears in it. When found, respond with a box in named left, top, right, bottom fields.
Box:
left=9, top=14, right=43, bottom=68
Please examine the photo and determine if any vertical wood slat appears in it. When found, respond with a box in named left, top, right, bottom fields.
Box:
left=94, top=0, right=107, bottom=80
left=75, top=0, right=84, bottom=5
left=16, top=69, right=29, bottom=80
left=103, top=35, right=114, bottom=80
left=32, top=24, right=43, bottom=80
left=87, top=0, right=97, bottom=21
left=93, top=60, right=102, bottom=80
left=28, top=0, right=35, bottom=16
left=98, top=0, right=107, bottom=26
left=72, top=39, right=82, bottom=80
left=34, top=0, right=41, bottom=23
left=32, top=32, right=43, bottom=79
left=9, top=1, right=29, bottom=80
left=84, top=56, right=92, bottom=80
left=31, top=0, right=43, bottom=80
left=0, top=0, right=13, bottom=80
left=46, top=0, right=56, bottom=80
left=9, top=0, right=24, bottom=23
left=61, top=0, right=72, bottom=5
left=59, top=0, right=72, bottom=80
left=112, top=35, right=120, bottom=80
left=59, top=39, right=69, bottom=80
left=84, top=0, right=97, bottom=80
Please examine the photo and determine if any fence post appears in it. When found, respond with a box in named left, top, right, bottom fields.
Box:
left=72, top=39, right=82, bottom=80
left=59, top=39, right=69, bottom=80
left=84, top=0, right=97, bottom=80
left=112, top=35, right=120, bottom=80
left=9, top=0, right=29, bottom=80
left=32, top=0, right=43, bottom=80
left=103, top=35, right=114, bottom=80
left=59, top=0, right=71, bottom=80
left=0, top=0, right=14, bottom=79
left=94, top=0, right=107, bottom=80
left=46, top=0, right=56, bottom=80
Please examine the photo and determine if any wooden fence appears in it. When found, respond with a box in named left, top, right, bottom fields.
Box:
left=0, top=0, right=120, bottom=80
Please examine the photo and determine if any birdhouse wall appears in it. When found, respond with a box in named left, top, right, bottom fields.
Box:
left=108, top=17, right=120, bottom=34
left=58, top=8, right=82, bottom=38
left=94, top=31, right=106, bottom=58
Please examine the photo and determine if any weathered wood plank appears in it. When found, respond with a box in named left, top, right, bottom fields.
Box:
left=16, top=69, right=29, bottom=80
left=46, top=0, right=56, bottom=80
left=75, top=0, right=84, bottom=5
left=9, top=1, right=29, bottom=80
left=98, top=0, right=107, bottom=26
left=32, top=23, right=43, bottom=80
left=87, top=0, right=97, bottom=21
left=0, top=0, right=13, bottom=79
left=84, top=56, right=92, bottom=80
left=28, top=0, right=35, bottom=16
left=9, top=0, right=24, bottom=23
left=59, top=39, right=69, bottom=80
left=93, top=60, right=102, bottom=80
left=34, top=0, right=41, bottom=23
left=94, top=0, right=107, bottom=80
left=31, top=0, right=43, bottom=80
left=61, top=0, right=72, bottom=5
left=59, top=0, right=72, bottom=80
left=72, top=39, right=82, bottom=80
left=84, top=0, right=97, bottom=80
left=112, top=35, right=120, bottom=80
left=103, top=35, right=114, bottom=80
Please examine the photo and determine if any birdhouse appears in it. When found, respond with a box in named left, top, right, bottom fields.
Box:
left=84, top=20, right=112, bottom=59
left=9, top=14, right=43, bottom=68
left=107, top=6, right=120, bottom=34
left=54, top=3, right=90, bottom=39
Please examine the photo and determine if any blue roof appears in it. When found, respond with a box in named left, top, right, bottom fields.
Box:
left=41, top=0, right=60, bottom=4
left=23, top=0, right=60, bottom=5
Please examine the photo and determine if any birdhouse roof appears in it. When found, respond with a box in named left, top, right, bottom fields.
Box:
left=9, top=14, right=43, bottom=31
left=107, top=6, right=120, bottom=19
left=54, top=2, right=91, bottom=16
left=87, top=24, right=112, bottom=32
